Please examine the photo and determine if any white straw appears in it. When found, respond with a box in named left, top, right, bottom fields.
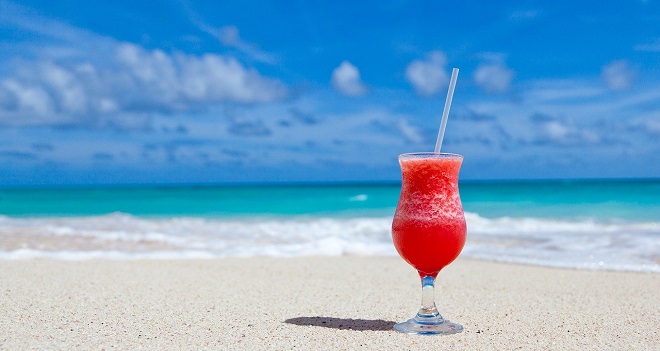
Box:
left=434, top=68, right=459, bottom=153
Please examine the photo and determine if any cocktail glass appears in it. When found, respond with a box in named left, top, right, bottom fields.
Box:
left=391, top=152, right=467, bottom=335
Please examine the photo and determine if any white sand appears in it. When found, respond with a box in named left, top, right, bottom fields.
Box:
left=1, top=257, right=658, bottom=350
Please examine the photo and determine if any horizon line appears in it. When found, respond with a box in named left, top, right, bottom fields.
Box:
left=1, top=177, right=659, bottom=190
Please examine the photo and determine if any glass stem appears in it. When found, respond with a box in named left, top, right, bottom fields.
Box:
left=416, top=276, right=443, bottom=321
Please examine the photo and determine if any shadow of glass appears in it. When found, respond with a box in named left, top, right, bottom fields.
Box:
left=284, top=316, right=395, bottom=331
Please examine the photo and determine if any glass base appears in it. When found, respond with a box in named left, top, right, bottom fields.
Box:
left=394, top=315, right=463, bottom=335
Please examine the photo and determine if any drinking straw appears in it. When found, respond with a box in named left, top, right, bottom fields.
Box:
left=434, top=68, right=459, bottom=153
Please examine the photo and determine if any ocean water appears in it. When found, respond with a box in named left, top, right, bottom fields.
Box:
left=0, top=180, right=658, bottom=272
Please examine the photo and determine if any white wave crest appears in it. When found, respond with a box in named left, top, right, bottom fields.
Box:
left=0, top=212, right=657, bottom=272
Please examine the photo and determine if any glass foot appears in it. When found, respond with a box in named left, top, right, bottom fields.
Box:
left=394, top=315, right=463, bottom=335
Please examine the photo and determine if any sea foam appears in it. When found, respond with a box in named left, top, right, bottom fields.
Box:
left=0, top=213, right=658, bottom=272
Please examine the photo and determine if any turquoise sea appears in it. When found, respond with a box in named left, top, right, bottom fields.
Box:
left=0, top=180, right=658, bottom=272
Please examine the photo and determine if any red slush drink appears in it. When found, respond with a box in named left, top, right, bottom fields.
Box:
left=392, top=153, right=467, bottom=277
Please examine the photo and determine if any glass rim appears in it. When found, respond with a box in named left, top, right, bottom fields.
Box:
left=398, top=152, right=463, bottom=159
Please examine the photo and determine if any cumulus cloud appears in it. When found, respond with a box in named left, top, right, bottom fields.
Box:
left=0, top=41, right=288, bottom=128
left=463, top=77, right=660, bottom=155
left=331, top=61, right=368, bottom=96
left=543, top=122, right=599, bottom=145
left=0, top=4, right=288, bottom=129
left=473, top=55, right=514, bottom=94
left=405, top=51, right=448, bottom=96
left=601, top=60, right=636, bottom=91
left=116, top=43, right=286, bottom=105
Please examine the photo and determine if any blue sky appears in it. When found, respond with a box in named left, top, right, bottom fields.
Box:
left=0, top=0, right=659, bottom=186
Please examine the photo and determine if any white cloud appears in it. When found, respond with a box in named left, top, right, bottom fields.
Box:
left=1, top=79, right=53, bottom=116
left=116, top=43, right=286, bottom=105
left=213, top=25, right=276, bottom=64
left=331, top=61, right=367, bottom=97
left=396, top=119, right=424, bottom=144
left=629, top=116, right=660, bottom=136
left=601, top=60, right=636, bottom=91
left=473, top=58, right=515, bottom=94
left=0, top=4, right=288, bottom=128
left=460, top=76, right=660, bottom=155
left=543, top=120, right=570, bottom=139
left=182, top=3, right=276, bottom=64
left=405, top=51, right=448, bottom=96
left=218, top=25, right=241, bottom=46
left=524, top=80, right=603, bottom=102
left=536, top=119, right=601, bottom=145
left=642, top=119, right=660, bottom=135
left=0, top=41, right=287, bottom=127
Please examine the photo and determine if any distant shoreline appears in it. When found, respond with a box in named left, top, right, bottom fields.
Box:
left=1, top=177, right=659, bottom=190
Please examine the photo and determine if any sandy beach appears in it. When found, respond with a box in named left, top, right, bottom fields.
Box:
left=0, top=257, right=658, bottom=350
